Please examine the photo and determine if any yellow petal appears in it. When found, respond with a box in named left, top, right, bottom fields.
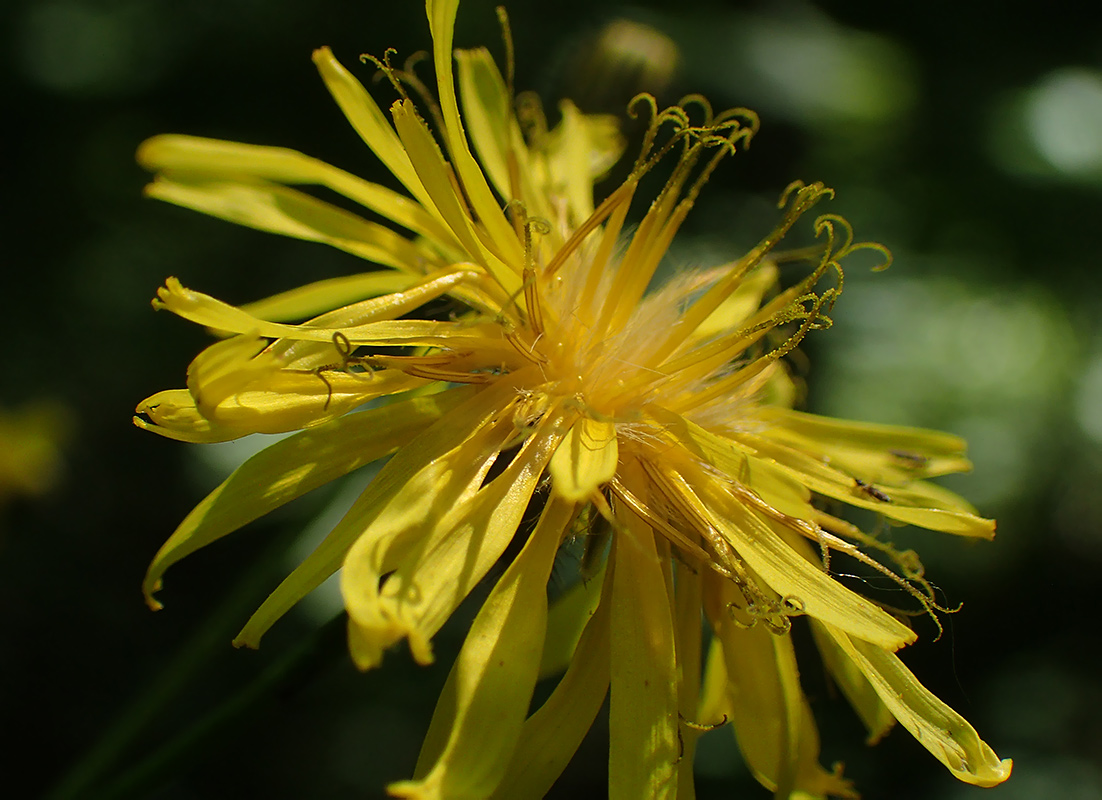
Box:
left=673, top=561, right=704, bottom=799
left=179, top=334, right=428, bottom=436
left=145, top=175, right=433, bottom=272
left=493, top=565, right=613, bottom=800
left=142, top=386, right=475, bottom=610
left=546, top=101, right=597, bottom=226
left=338, top=427, right=513, bottom=666
left=137, top=134, right=461, bottom=252
left=454, top=47, right=514, bottom=206
left=809, top=619, right=895, bottom=744
left=649, top=407, right=814, bottom=522
left=665, top=466, right=916, bottom=651
left=134, top=389, right=244, bottom=443
left=155, top=277, right=511, bottom=353
left=696, top=636, right=730, bottom=730
left=758, top=407, right=974, bottom=482
left=549, top=416, right=619, bottom=502
left=348, top=414, right=563, bottom=668
left=238, top=271, right=415, bottom=323
left=608, top=471, right=679, bottom=800
left=819, top=623, right=1013, bottom=787
left=234, top=375, right=533, bottom=649
left=708, top=581, right=856, bottom=799
left=311, top=46, right=435, bottom=211
left=689, top=262, right=779, bottom=343
left=390, top=98, right=521, bottom=293
left=426, top=0, right=524, bottom=267
left=736, top=433, right=996, bottom=538
left=390, top=497, right=574, bottom=800
left=539, top=563, right=605, bottom=678
left=138, top=340, right=426, bottom=440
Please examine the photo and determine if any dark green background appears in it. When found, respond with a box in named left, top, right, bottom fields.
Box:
left=4, top=0, right=1101, bottom=797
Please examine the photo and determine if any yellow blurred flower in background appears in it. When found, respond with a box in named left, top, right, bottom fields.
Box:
left=134, top=0, right=1011, bottom=796
left=0, top=402, right=68, bottom=511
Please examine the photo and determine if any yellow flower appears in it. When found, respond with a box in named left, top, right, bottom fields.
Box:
left=134, top=1, right=1011, bottom=797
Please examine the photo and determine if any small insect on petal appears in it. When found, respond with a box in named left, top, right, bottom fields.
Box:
left=854, top=477, right=891, bottom=502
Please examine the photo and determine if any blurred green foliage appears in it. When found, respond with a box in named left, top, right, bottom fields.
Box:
left=3, top=0, right=1100, bottom=797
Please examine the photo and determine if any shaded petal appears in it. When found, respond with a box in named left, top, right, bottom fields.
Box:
left=696, top=637, right=729, bottom=731
left=142, top=386, right=475, bottom=609
left=539, top=563, right=604, bottom=678
left=757, top=407, right=974, bottom=482
left=549, top=416, right=619, bottom=502
left=706, top=575, right=856, bottom=799
left=493, top=564, right=613, bottom=799
left=546, top=101, right=608, bottom=226
left=608, top=467, right=679, bottom=800
left=454, top=48, right=515, bottom=207
left=145, top=175, right=435, bottom=272
left=819, top=623, right=1013, bottom=787
left=391, top=498, right=575, bottom=799
left=673, top=561, right=704, bottom=799
left=542, top=103, right=623, bottom=228
left=809, top=619, right=895, bottom=745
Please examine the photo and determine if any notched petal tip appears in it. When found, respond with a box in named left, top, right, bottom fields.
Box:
left=231, top=631, right=261, bottom=650
left=347, top=616, right=435, bottom=672
left=311, top=44, right=335, bottom=64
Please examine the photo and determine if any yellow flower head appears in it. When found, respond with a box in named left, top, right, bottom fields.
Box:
left=135, top=1, right=1011, bottom=796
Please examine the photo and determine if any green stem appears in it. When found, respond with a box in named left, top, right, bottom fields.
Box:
left=45, top=524, right=321, bottom=800
left=87, top=612, right=347, bottom=800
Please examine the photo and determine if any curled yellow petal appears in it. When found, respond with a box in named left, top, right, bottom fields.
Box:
left=820, top=622, right=1013, bottom=787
